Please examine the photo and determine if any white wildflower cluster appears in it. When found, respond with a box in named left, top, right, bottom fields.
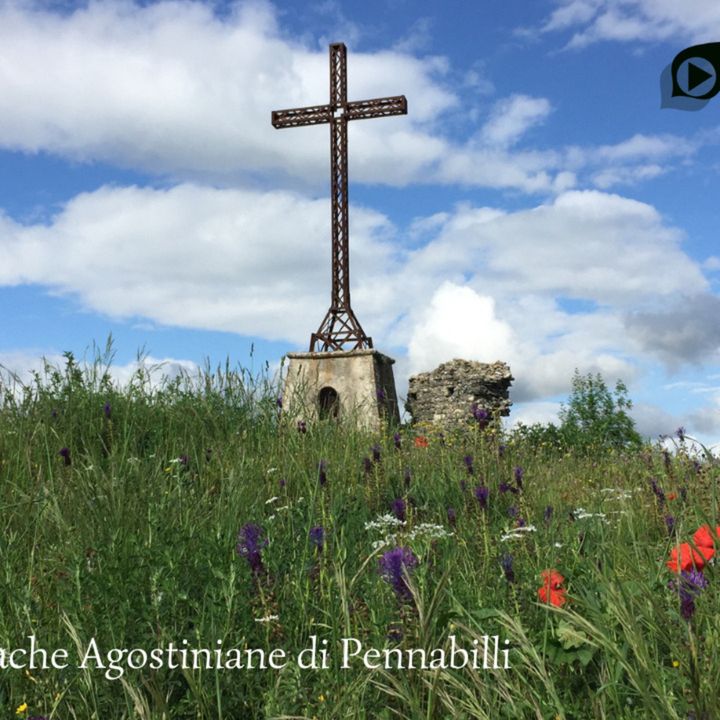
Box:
left=500, top=525, right=537, bottom=542
left=365, top=514, right=453, bottom=551
left=407, top=523, right=454, bottom=541
left=371, top=537, right=395, bottom=551
left=600, top=488, right=637, bottom=501
left=254, top=615, right=279, bottom=623
left=364, top=514, right=406, bottom=532
left=573, top=507, right=609, bottom=522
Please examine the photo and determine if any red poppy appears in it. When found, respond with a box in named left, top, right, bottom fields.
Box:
left=414, top=436, right=429, bottom=448
left=693, top=524, right=720, bottom=549
left=666, top=542, right=714, bottom=573
left=538, top=569, right=567, bottom=607
left=666, top=492, right=677, bottom=501
left=540, top=569, right=565, bottom=589
left=538, top=585, right=567, bottom=607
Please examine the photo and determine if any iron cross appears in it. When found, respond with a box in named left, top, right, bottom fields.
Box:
left=272, top=43, right=407, bottom=352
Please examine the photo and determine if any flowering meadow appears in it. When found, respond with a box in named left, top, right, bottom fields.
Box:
left=0, top=353, right=719, bottom=719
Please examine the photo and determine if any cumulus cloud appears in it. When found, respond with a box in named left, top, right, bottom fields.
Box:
left=0, top=1, right=456, bottom=186
left=0, top=181, right=715, bottom=409
left=0, top=183, right=398, bottom=343
left=479, top=95, right=553, bottom=148
left=538, top=0, right=720, bottom=47
left=406, top=283, right=516, bottom=375
left=0, top=0, right=697, bottom=196
left=624, top=294, right=720, bottom=366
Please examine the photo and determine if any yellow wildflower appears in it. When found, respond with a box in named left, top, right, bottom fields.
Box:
left=16, top=702, right=28, bottom=714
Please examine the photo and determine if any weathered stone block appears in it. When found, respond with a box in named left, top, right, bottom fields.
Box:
left=405, top=359, right=513, bottom=429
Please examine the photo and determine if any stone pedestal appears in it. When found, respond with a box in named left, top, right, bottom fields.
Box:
left=282, top=349, right=399, bottom=430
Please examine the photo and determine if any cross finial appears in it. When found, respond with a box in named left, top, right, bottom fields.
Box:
left=272, top=43, right=407, bottom=352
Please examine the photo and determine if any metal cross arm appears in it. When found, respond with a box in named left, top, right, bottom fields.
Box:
left=272, top=96, right=407, bottom=128
left=271, top=42, right=407, bottom=352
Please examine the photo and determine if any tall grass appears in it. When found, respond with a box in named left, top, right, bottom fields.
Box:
left=0, top=349, right=718, bottom=719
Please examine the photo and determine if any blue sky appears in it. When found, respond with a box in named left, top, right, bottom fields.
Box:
left=1, top=0, right=719, bottom=448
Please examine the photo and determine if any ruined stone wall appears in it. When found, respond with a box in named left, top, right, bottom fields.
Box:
left=405, top=359, right=513, bottom=428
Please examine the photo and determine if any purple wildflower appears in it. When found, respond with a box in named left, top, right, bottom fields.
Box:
left=447, top=506, right=457, bottom=527
left=103, top=401, right=112, bottom=419
left=514, top=466, right=524, bottom=490
left=372, top=444, right=382, bottom=463
left=391, top=497, right=406, bottom=522
left=507, top=506, right=518, bottom=519
left=498, top=443, right=506, bottom=457
left=393, top=432, right=402, bottom=450
left=544, top=505, right=554, bottom=524
left=318, top=459, right=327, bottom=486
left=662, top=449, right=672, bottom=472
left=650, top=478, right=666, bottom=508
left=463, top=455, right=474, bottom=475
left=669, top=569, right=708, bottom=620
left=51, top=409, right=58, bottom=419
left=665, top=514, right=676, bottom=536
left=378, top=546, right=418, bottom=602
left=473, top=485, right=489, bottom=510
left=471, top=403, right=490, bottom=429
left=676, top=427, right=686, bottom=442
left=501, top=553, right=515, bottom=584
left=236, top=524, right=267, bottom=574
left=276, top=395, right=283, bottom=409
left=59, top=447, right=71, bottom=466
left=309, top=526, right=325, bottom=552
left=178, top=454, right=189, bottom=467
left=363, top=457, right=373, bottom=476
left=279, top=478, right=287, bottom=489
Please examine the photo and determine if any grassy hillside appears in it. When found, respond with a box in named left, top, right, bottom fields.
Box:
left=0, top=353, right=718, bottom=719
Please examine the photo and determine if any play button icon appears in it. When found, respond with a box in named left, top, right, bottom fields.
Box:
left=663, top=43, right=720, bottom=109
left=669, top=44, right=720, bottom=102
left=676, top=56, right=717, bottom=96
left=688, top=60, right=713, bottom=92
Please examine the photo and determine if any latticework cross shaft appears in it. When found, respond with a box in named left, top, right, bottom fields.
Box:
left=272, top=43, right=407, bottom=352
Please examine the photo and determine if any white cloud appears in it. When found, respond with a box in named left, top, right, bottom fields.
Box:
left=0, top=1, right=456, bottom=186
left=0, top=182, right=715, bottom=409
left=539, top=0, right=720, bottom=47
left=509, top=401, right=563, bottom=428
left=480, top=95, right=553, bottom=148
left=0, top=183, right=398, bottom=343
left=406, top=283, right=516, bottom=375
left=0, top=1, right=694, bottom=196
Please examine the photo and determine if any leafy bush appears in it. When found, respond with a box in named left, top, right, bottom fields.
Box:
left=558, top=370, right=643, bottom=453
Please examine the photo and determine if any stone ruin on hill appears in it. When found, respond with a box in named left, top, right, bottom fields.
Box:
left=405, top=359, right=513, bottom=428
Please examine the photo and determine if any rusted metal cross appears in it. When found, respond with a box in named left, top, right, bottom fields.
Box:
left=272, top=42, right=407, bottom=352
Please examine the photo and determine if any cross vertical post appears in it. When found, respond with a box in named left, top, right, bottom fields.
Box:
left=272, top=43, right=407, bottom=351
